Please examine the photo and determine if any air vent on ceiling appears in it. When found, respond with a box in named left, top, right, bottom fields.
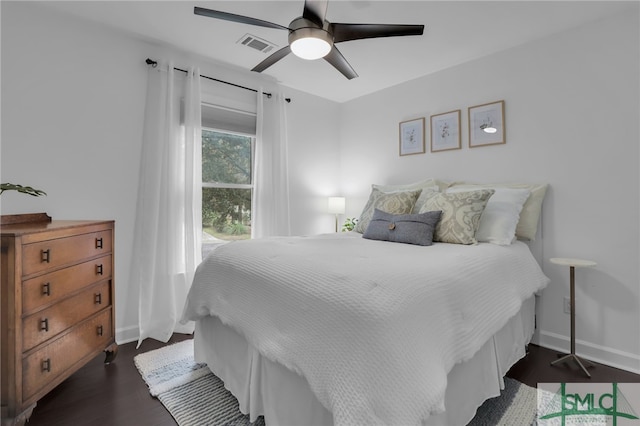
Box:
left=237, top=34, right=277, bottom=54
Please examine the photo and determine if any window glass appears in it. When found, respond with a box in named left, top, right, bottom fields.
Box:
left=202, top=130, right=252, bottom=185
left=202, top=129, right=253, bottom=252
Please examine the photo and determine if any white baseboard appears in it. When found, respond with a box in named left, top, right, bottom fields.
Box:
left=535, top=330, right=640, bottom=375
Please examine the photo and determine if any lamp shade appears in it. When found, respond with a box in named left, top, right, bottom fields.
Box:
left=328, top=197, right=346, bottom=214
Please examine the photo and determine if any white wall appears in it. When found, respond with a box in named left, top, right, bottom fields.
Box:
left=1, top=1, right=341, bottom=343
left=338, top=10, right=640, bottom=372
left=285, top=86, right=342, bottom=235
left=1, top=1, right=148, bottom=343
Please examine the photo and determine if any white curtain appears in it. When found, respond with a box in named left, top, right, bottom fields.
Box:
left=252, top=89, right=291, bottom=238
left=131, top=61, right=202, bottom=346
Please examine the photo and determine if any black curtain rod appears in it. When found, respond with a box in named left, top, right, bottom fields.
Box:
left=145, top=58, right=291, bottom=103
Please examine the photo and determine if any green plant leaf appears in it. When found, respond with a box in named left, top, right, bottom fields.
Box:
left=0, top=183, right=47, bottom=197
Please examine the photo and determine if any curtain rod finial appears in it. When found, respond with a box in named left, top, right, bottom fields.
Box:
left=145, top=58, right=158, bottom=68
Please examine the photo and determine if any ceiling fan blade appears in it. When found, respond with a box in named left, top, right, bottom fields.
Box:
left=302, top=0, right=329, bottom=26
left=330, top=23, right=424, bottom=43
left=324, top=46, right=358, bottom=80
left=252, top=45, right=292, bottom=73
left=194, top=6, right=289, bottom=30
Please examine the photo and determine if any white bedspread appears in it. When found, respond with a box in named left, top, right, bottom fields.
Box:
left=182, top=233, right=549, bottom=425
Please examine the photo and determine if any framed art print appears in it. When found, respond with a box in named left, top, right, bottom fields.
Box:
left=430, top=110, right=461, bottom=152
left=468, top=100, right=505, bottom=148
left=399, top=117, right=425, bottom=156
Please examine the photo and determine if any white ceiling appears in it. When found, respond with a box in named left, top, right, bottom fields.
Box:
left=42, top=1, right=632, bottom=103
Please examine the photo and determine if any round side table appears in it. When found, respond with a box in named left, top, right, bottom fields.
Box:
left=549, top=257, right=597, bottom=378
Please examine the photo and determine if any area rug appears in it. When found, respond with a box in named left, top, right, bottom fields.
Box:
left=134, top=340, right=537, bottom=426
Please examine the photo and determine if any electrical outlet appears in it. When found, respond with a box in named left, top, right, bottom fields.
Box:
left=563, top=297, right=571, bottom=314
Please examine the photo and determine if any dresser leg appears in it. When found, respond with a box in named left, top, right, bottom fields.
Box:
left=1, top=403, right=36, bottom=426
left=104, top=343, right=119, bottom=364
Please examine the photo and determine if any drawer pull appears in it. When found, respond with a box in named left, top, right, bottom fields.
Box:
left=42, top=358, right=51, bottom=372
left=42, top=282, right=51, bottom=296
left=40, top=318, right=49, bottom=332
left=95, top=293, right=102, bottom=305
left=96, top=237, right=103, bottom=249
left=96, top=264, right=103, bottom=275
left=41, top=249, right=51, bottom=263
left=97, top=325, right=104, bottom=336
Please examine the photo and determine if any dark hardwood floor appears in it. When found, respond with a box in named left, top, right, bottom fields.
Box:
left=508, top=344, right=640, bottom=387
left=27, top=334, right=193, bottom=426
left=25, top=337, right=640, bottom=426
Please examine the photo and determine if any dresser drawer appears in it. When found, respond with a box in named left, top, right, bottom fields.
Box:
left=22, top=281, right=111, bottom=352
left=22, top=230, right=112, bottom=277
left=22, top=309, right=113, bottom=402
left=22, top=255, right=112, bottom=315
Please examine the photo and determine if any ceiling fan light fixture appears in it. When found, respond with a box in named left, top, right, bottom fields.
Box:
left=194, top=4, right=425, bottom=78
left=289, top=28, right=333, bottom=60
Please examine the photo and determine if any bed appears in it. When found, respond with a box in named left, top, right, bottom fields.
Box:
left=181, top=179, right=550, bottom=425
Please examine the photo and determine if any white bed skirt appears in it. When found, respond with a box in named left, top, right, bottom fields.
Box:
left=194, top=296, right=535, bottom=426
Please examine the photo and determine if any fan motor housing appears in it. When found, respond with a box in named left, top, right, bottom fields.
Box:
left=288, top=17, right=334, bottom=51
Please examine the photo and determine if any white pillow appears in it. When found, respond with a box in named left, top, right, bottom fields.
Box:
left=447, top=187, right=530, bottom=245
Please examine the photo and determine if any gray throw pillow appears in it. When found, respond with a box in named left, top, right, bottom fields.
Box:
left=363, top=209, right=442, bottom=246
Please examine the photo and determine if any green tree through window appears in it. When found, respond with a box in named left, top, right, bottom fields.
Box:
left=202, top=129, right=253, bottom=242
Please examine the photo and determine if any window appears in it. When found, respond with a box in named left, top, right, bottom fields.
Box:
left=202, top=129, right=254, bottom=256
left=200, top=99, right=257, bottom=256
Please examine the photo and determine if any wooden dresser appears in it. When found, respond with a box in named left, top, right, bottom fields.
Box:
left=1, top=214, right=117, bottom=425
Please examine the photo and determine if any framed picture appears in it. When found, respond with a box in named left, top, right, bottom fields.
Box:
left=399, top=117, right=425, bottom=156
left=430, top=110, right=461, bottom=152
left=468, top=100, right=505, bottom=148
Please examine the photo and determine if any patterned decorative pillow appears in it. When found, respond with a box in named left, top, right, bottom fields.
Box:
left=363, top=209, right=442, bottom=246
left=372, top=178, right=437, bottom=193
left=447, top=187, right=530, bottom=245
left=371, top=179, right=441, bottom=213
left=412, top=187, right=440, bottom=214
left=418, top=190, right=495, bottom=244
left=354, top=189, right=421, bottom=233
left=447, top=182, right=548, bottom=240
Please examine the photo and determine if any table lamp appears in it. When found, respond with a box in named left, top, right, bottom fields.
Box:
left=328, top=197, right=345, bottom=232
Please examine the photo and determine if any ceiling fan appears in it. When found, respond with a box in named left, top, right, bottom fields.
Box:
left=194, top=1, right=424, bottom=79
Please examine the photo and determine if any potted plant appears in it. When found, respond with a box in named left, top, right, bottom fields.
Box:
left=341, top=217, right=358, bottom=232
